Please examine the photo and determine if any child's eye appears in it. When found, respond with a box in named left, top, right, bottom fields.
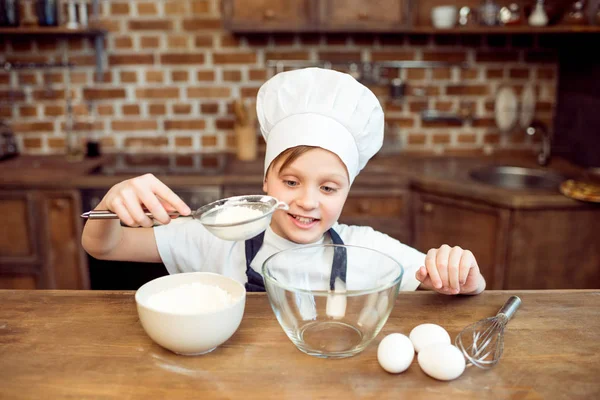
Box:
left=321, top=186, right=337, bottom=193
left=284, top=180, right=298, bottom=187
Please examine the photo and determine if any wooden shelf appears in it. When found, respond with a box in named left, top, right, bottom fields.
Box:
left=229, top=24, right=600, bottom=34
left=408, top=25, right=600, bottom=34
left=0, top=26, right=106, bottom=36
left=1, top=26, right=107, bottom=81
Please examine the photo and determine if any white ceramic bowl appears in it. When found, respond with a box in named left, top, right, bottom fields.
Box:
left=135, top=272, right=246, bottom=355
left=431, top=6, right=457, bottom=28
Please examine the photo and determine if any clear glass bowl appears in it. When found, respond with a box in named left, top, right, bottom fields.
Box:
left=262, top=244, right=403, bottom=358
left=198, top=195, right=288, bottom=241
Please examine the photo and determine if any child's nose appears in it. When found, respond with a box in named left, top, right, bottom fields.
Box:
left=296, top=188, right=318, bottom=210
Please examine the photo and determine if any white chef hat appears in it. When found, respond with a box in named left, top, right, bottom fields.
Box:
left=256, top=67, right=384, bottom=184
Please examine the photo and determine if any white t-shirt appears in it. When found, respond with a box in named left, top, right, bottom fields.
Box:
left=154, top=218, right=424, bottom=292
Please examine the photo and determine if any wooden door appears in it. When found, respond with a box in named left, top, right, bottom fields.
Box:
left=222, top=0, right=316, bottom=31
left=322, top=0, right=408, bottom=31
left=505, top=208, right=600, bottom=289
left=412, top=192, right=511, bottom=290
left=0, top=191, right=41, bottom=289
left=39, top=190, right=89, bottom=289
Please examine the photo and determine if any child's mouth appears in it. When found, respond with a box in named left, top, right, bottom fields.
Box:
left=288, top=213, right=319, bottom=228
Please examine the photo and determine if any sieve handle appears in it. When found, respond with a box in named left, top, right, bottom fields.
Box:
left=497, top=295, right=522, bottom=321
left=276, top=201, right=289, bottom=211
left=81, top=210, right=181, bottom=219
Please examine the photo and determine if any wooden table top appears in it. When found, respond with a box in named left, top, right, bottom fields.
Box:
left=1, top=290, right=598, bottom=399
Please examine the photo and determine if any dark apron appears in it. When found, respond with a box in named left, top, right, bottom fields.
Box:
left=244, top=228, right=346, bottom=293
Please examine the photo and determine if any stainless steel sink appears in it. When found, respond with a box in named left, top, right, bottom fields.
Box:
left=469, top=166, right=571, bottom=190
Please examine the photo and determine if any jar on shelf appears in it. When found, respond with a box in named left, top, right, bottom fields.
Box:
left=0, top=0, right=21, bottom=27
left=479, top=0, right=500, bottom=26
left=35, top=0, right=59, bottom=27
left=562, top=1, right=587, bottom=25
left=528, top=0, right=549, bottom=26
left=499, top=3, right=522, bottom=25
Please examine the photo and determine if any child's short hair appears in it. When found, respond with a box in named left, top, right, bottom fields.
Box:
left=257, top=68, right=383, bottom=184
left=267, top=145, right=318, bottom=175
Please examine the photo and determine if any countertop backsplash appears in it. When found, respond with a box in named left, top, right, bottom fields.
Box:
left=0, top=0, right=558, bottom=156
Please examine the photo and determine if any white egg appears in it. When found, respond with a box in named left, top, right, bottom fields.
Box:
left=418, top=343, right=466, bottom=381
left=409, top=323, right=451, bottom=353
left=377, top=333, right=415, bottom=374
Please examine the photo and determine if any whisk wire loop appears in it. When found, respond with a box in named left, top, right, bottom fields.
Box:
left=455, top=296, right=521, bottom=369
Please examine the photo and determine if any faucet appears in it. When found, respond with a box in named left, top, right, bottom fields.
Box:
left=526, top=121, right=551, bottom=166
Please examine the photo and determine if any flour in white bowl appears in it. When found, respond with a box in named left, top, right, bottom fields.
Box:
left=214, top=205, right=263, bottom=225
left=147, top=282, right=235, bottom=314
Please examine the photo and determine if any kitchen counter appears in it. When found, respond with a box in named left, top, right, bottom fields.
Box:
left=0, top=153, right=594, bottom=209
left=0, top=290, right=598, bottom=399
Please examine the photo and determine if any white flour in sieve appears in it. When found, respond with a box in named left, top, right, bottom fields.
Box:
left=204, top=200, right=273, bottom=241
left=214, top=205, right=263, bottom=225
left=147, top=282, right=235, bottom=314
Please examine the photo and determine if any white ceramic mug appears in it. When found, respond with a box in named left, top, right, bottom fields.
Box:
left=431, top=6, right=458, bottom=28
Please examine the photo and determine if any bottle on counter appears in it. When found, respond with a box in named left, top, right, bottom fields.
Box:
left=84, top=100, right=100, bottom=158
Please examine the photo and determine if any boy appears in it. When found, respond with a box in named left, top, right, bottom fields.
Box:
left=82, top=68, right=486, bottom=296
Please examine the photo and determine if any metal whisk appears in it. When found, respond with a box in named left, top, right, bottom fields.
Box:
left=455, top=295, right=522, bottom=369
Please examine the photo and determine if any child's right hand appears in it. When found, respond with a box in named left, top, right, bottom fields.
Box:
left=98, top=173, right=191, bottom=228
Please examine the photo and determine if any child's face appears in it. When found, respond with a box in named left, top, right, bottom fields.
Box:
left=263, top=148, right=350, bottom=244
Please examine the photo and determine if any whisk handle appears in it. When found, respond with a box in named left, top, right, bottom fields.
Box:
left=497, top=295, right=522, bottom=320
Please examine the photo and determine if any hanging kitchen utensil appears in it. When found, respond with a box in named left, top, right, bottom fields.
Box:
left=389, top=78, right=405, bottom=101
left=519, top=84, right=536, bottom=129
left=65, top=64, right=83, bottom=161
left=494, top=86, right=518, bottom=132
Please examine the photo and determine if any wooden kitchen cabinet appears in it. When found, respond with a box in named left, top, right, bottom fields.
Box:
left=222, top=0, right=316, bottom=32
left=0, top=191, right=40, bottom=289
left=0, top=190, right=89, bottom=289
left=223, top=0, right=600, bottom=33
left=412, top=189, right=600, bottom=290
left=411, top=192, right=511, bottom=290
left=222, top=0, right=408, bottom=32
left=505, top=208, right=600, bottom=290
left=321, top=0, right=408, bottom=31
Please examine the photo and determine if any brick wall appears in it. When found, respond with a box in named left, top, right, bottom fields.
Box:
left=0, top=0, right=558, bottom=156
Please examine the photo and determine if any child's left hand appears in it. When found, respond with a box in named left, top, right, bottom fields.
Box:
left=415, top=245, right=486, bottom=295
